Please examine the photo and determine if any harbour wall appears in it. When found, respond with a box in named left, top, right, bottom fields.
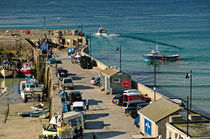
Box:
left=81, top=46, right=166, bottom=101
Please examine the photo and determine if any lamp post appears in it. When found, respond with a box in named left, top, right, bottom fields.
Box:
left=151, top=61, right=157, bottom=101
left=186, top=96, right=189, bottom=137
left=89, top=34, right=92, bottom=57
left=185, top=70, right=192, bottom=109
left=116, top=45, right=122, bottom=71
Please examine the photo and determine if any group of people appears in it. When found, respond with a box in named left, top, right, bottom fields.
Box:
left=73, top=126, right=83, bottom=139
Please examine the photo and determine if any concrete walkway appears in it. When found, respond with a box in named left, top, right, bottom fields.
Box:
left=53, top=51, right=139, bottom=139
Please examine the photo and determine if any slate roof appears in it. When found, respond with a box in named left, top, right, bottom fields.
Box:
left=101, top=67, right=120, bottom=77
left=138, top=98, right=182, bottom=123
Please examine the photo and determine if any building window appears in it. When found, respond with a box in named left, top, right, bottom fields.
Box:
left=113, top=78, right=120, bottom=83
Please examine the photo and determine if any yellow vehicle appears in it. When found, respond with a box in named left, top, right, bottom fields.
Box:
left=63, top=111, right=85, bottom=130
left=42, top=111, right=84, bottom=139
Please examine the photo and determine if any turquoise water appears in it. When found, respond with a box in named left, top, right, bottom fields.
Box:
left=0, top=0, right=210, bottom=116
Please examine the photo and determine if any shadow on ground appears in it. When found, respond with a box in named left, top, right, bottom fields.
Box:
left=84, top=131, right=126, bottom=139
left=71, top=76, right=83, bottom=80
left=88, top=99, right=103, bottom=106
left=85, top=121, right=110, bottom=129
left=74, top=85, right=93, bottom=90
left=85, top=113, right=109, bottom=120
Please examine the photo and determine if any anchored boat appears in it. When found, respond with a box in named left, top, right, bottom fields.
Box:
left=143, top=45, right=180, bottom=61
left=18, top=78, right=44, bottom=102
left=20, top=62, right=34, bottom=78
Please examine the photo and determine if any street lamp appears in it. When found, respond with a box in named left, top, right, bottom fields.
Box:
left=186, top=96, right=189, bottom=137
left=116, top=45, right=122, bottom=71
left=89, top=34, right=92, bottom=57
left=185, top=70, right=192, bottom=109
left=151, top=61, right=157, bottom=101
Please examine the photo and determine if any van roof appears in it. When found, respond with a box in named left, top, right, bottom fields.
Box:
left=123, top=89, right=140, bottom=94
left=123, top=92, right=141, bottom=96
left=73, top=101, right=84, bottom=107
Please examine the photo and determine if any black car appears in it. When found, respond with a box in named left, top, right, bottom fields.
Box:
left=112, top=94, right=123, bottom=106
left=123, top=100, right=149, bottom=118
left=69, top=91, right=82, bottom=104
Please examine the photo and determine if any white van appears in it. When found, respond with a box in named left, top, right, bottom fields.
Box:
left=61, top=77, right=74, bottom=90
left=123, top=89, right=141, bottom=94
left=72, top=101, right=86, bottom=116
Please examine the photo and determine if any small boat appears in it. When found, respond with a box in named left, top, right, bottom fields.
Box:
left=18, top=108, right=49, bottom=117
left=20, top=62, right=34, bottom=78
left=97, top=26, right=107, bottom=36
left=31, top=103, right=44, bottom=111
left=18, top=78, right=45, bottom=102
left=143, top=44, right=180, bottom=61
left=0, top=59, right=14, bottom=78
left=0, top=66, right=13, bottom=78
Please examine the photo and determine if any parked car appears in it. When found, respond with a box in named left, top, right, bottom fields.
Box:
left=72, top=101, right=86, bottom=116
left=122, top=100, right=149, bottom=117
left=90, top=76, right=100, bottom=85
left=122, top=93, right=151, bottom=103
left=69, top=91, right=82, bottom=103
left=61, top=77, right=74, bottom=90
left=112, top=94, right=123, bottom=106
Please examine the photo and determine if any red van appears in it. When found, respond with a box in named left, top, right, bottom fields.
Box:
left=123, top=93, right=151, bottom=103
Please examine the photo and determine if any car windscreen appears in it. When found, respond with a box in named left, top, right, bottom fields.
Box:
left=64, top=79, right=72, bottom=83
left=73, top=107, right=84, bottom=112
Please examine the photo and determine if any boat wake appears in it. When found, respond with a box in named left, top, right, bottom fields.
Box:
left=93, top=33, right=120, bottom=37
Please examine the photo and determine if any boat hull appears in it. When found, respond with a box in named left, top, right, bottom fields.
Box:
left=144, top=55, right=179, bottom=61
left=0, top=69, right=13, bottom=78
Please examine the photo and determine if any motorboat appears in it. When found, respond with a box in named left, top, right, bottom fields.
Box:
left=143, top=45, right=179, bottom=61
left=0, top=59, right=14, bottom=78
left=20, top=62, right=34, bottom=78
left=97, top=26, right=107, bottom=36
left=18, top=78, right=44, bottom=102
left=0, top=65, right=13, bottom=78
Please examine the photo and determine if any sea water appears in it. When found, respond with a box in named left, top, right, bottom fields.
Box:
left=0, top=0, right=210, bottom=117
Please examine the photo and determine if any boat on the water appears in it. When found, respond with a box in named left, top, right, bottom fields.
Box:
left=97, top=26, right=107, bottom=36
left=0, top=65, right=13, bottom=78
left=143, top=45, right=180, bottom=61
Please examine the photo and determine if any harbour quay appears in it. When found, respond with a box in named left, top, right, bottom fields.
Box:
left=0, top=29, right=210, bottom=139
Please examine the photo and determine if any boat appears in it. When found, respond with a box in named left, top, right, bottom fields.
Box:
left=0, top=66, right=13, bottom=78
left=143, top=44, right=180, bottom=61
left=19, top=62, right=34, bottom=78
left=0, top=59, right=14, bottom=78
left=97, top=26, right=107, bottom=36
left=18, top=78, right=45, bottom=102
left=18, top=108, right=49, bottom=117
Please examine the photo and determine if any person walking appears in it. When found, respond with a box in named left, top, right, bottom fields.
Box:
left=85, top=99, right=89, bottom=111
left=74, top=127, right=79, bottom=139
left=79, top=126, right=83, bottom=139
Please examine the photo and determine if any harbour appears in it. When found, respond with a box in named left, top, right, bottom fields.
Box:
left=0, top=29, right=210, bottom=139
left=1, top=0, right=210, bottom=138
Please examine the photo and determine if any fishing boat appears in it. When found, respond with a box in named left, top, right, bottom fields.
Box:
left=143, top=45, right=180, bottom=61
left=18, top=78, right=45, bottom=102
left=0, top=60, right=14, bottom=78
left=20, top=62, right=34, bottom=78
left=0, top=66, right=13, bottom=78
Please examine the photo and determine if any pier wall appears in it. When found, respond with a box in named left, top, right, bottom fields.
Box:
left=81, top=46, right=165, bottom=101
